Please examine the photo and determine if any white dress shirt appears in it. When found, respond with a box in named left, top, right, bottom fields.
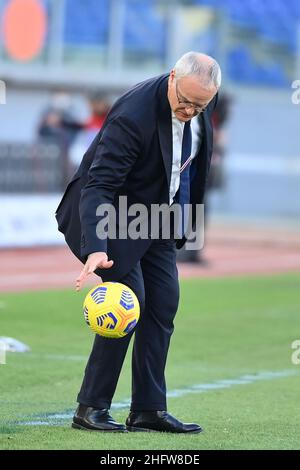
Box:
left=169, top=112, right=202, bottom=205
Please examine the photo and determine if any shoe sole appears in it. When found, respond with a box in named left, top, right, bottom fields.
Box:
left=72, top=422, right=128, bottom=433
left=126, top=425, right=203, bottom=434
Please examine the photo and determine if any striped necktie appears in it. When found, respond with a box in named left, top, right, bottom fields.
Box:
left=175, top=120, right=192, bottom=236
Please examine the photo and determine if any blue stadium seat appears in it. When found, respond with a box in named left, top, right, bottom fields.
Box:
left=64, top=0, right=109, bottom=46
left=192, top=0, right=298, bottom=54
left=228, top=46, right=289, bottom=86
left=228, top=47, right=259, bottom=83
left=123, top=0, right=166, bottom=58
left=193, top=0, right=297, bottom=85
left=57, top=0, right=296, bottom=87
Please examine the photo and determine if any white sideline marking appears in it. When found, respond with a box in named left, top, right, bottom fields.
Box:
left=18, top=369, right=298, bottom=426
left=27, top=353, right=88, bottom=361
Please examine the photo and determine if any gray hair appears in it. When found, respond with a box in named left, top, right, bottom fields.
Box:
left=174, top=51, right=222, bottom=90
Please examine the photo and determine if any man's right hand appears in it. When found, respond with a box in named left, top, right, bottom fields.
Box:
left=75, top=252, right=114, bottom=292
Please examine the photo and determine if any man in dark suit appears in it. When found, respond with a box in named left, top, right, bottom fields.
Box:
left=56, top=51, right=221, bottom=433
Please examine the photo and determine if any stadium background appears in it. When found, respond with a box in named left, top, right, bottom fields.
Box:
left=0, top=0, right=300, bottom=450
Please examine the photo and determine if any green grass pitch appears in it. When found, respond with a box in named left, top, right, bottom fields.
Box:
left=1, top=273, right=300, bottom=450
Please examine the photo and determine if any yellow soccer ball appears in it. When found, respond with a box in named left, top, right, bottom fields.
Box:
left=83, top=282, right=140, bottom=338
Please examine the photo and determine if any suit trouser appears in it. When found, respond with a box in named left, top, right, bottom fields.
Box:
left=77, top=237, right=179, bottom=411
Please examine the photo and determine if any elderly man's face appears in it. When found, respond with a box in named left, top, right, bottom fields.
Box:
left=168, top=69, right=217, bottom=122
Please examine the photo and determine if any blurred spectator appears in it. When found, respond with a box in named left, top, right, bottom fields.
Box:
left=207, top=93, right=231, bottom=191
left=69, top=90, right=110, bottom=172
left=37, top=91, right=83, bottom=185
left=177, top=92, right=232, bottom=264
left=197, top=92, right=232, bottom=265
left=38, top=91, right=82, bottom=142
left=85, top=90, right=110, bottom=131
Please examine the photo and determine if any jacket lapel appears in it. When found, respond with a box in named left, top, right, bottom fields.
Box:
left=201, top=109, right=213, bottom=162
left=189, top=107, right=214, bottom=205
left=195, top=111, right=212, bottom=160
left=157, top=76, right=173, bottom=190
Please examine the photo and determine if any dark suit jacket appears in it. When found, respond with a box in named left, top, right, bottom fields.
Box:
left=55, top=74, right=217, bottom=281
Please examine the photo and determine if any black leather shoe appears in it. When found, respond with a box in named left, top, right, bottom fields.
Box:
left=126, top=410, right=203, bottom=434
left=72, top=404, right=127, bottom=432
